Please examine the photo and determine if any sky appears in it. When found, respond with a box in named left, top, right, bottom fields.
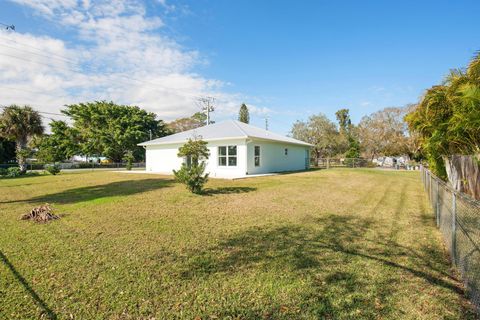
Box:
left=1, top=0, right=479, bottom=135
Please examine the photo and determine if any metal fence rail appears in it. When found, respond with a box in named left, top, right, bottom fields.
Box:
left=421, top=166, right=480, bottom=312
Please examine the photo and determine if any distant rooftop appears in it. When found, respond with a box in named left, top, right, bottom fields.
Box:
left=138, top=120, right=312, bottom=147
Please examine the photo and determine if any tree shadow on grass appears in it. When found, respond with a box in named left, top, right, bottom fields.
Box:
left=173, top=214, right=477, bottom=319
left=1, top=178, right=174, bottom=204
left=201, top=186, right=257, bottom=196
left=0, top=251, right=57, bottom=319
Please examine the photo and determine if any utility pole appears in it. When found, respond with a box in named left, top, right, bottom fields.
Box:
left=197, top=97, right=215, bottom=125
left=265, top=116, right=269, bottom=131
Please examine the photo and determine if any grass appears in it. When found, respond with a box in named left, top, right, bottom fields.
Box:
left=0, top=169, right=477, bottom=319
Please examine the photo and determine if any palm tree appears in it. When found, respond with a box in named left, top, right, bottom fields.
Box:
left=0, top=105, right=44, bottom=173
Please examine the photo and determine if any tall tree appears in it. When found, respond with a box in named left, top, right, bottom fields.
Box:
left=36, top=121, right=80, bottom=163
left=335, top=108, right=352, bottom=136
left=406, top=52, right=480, bottom=198
left=167, top=112, right=209, bottom=133
left=63, top=101, right=167, bottom=162
left=335, top=108, right=358, bottom=157
left=291, top=113, right=342, bottom=163
left=238, top=103, right=250, bottom=124
left=358, top=106, right=412, bottom=159
left=0, top=105, right=44, bottom=172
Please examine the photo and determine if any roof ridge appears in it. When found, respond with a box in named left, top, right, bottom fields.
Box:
left=230, top=119, right=249, bottom=137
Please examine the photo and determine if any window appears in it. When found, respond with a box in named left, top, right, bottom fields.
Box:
left=218, top=146, right=227, bottom=166
left=218, top=145, right=237, bottom=166
left=284, top=148, right=288, bottom=156
left=228, top=146, right=237, bottom=166
left=254, top=146, right=260, bottom=167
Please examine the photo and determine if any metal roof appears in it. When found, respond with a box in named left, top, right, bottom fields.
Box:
left=138, top=120, right=312, bottom=147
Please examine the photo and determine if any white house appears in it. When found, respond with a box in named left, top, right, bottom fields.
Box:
left=138, top=120, right=312, bottom=179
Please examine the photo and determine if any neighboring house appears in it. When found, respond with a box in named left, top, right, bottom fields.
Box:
left=373, top=156, right=410, bottom=167
left=138, top=120, right=312, bottom=179
left=70, top=155, right=108, bottom=163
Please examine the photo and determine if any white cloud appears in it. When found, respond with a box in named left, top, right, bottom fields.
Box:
left=1, top=0, right=270, bottom=127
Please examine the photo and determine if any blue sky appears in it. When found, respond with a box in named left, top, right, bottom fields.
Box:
left=1, top=0, right=479, bottom=134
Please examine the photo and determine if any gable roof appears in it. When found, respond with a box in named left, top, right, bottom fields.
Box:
left=138, top=120, right=312, bottom=147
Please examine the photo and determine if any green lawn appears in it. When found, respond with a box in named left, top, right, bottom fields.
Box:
left=0, top=169, right=477, bottom=319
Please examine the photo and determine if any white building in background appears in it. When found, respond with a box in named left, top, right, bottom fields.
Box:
left=138, top=120, right=312, bottom=179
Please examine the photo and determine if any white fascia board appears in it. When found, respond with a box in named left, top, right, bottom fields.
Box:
left=138, top=136, right=249, bottom=147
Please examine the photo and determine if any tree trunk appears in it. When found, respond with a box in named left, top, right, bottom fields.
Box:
left=443, top=155, right=480, bottom=200
left=16, top=138, right=28, bottom=173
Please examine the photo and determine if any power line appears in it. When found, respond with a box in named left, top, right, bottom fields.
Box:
left=0, top=35, right=207, bottom=101
left=0, top=105, right=66, bottom=117
left=0, top=42, right=76, bottom=64
left=0, top=35, right=78, bottom=63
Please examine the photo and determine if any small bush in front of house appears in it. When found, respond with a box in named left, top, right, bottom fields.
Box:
left=123, top=151, right=134, bottom=171
left=0, top=168, right=7, bottom=176
left=44, top=164, right=61, bottom=175
left=173, top=137, right=210, bottom=194
left=6, top=167, right=22, bottom=178
left=174, top=162, right=209, bottom=194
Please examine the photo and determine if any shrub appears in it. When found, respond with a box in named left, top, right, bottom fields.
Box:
left=44, top=164, right=61, bottom=175
left=173, top=137, right=210, bottom=194
left=123, top=151, right=134, bottom=171
left=174, top=162, right=209, bottom=194
left=6, top=167, right=22, bottom=178
left=0, top=168, right=7, bottom=176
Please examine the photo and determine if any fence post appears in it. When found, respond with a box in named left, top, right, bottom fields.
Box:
left=436, top=180, right=440, bottom=226
left=327, top=158, right=330, bottom=170
left=451, top=192, right=457, bottom=265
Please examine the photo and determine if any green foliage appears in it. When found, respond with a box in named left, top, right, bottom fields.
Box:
left=173, top=162, right=209, bottom=194
left=6, top=167, right=22, bottom=178
left=291, top=113, right=343, bottom=161
left=123, top=150, right=135, bottom=171
left=173, top=137, right=210, bottom=194
left=63, top=101, right=168, bottom=162
left=44, top=164, right=61, bottom=175
left=345, top=136, right=361, bottom=159
left=238, top=103, right=250, bottom=124
left=36, top=121, right=80, bottom=163
left=176, top=138, right=210, bottom=166
left=0, top=168, right=7, bottom=176
left=405, top=53, right=480, bottom=178
left=0, top=138, right=15, bottom=163
left=0, top=105, right=44, bottom=172
left=335, top=108, right=352, bottom=136
left=335, top=108, right=360, bottom=157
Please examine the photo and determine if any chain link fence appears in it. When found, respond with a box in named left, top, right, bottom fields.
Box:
left=421, top=166, right=480, bottom=312
left=313, top=158, right=373, bottom=169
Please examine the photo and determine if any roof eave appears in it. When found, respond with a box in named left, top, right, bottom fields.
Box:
left=138, top=135, right=249, bottom=146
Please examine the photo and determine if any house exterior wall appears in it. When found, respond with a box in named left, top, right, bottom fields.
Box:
left=145, top=138, right=309, bottom=178
left=145, top=138, right=247, bottom=179
left=246, top=139, right=309, bottom=175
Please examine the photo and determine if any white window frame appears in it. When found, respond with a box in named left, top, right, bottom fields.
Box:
left=218, top=145, right=237, bottom=167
